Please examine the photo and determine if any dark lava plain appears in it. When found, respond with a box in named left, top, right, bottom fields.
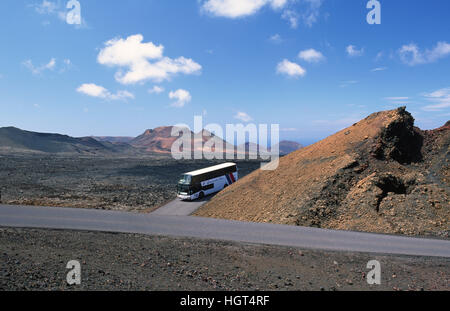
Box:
left=0, top=153, right=262, bottom=212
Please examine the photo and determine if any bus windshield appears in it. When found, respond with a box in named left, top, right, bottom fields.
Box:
left=177, top=184, right=191, bottom=194
left=179, top=174, right=192, bottom=184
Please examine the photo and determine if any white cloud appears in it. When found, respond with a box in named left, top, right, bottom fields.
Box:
left=23, top=58, right=56, bottom=75
left=234, top=111, right=253, bottom=122
left=398, top=44, right=422, bottom=66
left=269, top=34, right=282, bottom=44
left=276, top=59, right=306, bottom=78
left=399, top=42, right=450, bottom=66
left=109, top=90, right=134, bottom=101
left=422, top=87, right=450, bottom=111
left=298, top=48, right=325, bottom=63
left=281, top=0, right=322, bottom=28
left=149, top=86, right=165, bottom=94
left=281, top=9, right=299, bottom=29
left=371, top=66, right=387, bottom=72
left=201, top=0, right=288, bottom=18
left=46, top=58, right=56, bottom=69
left=301, top=0, right=323, bottom=27
left=76, top=83, right=134, bottom=101
left=97, top=34, right=202, bottom=85
left=169, top=89, right=192, bottom=108
left=77, top=83, right=109, bottom=98
left=346, top=45, right=364, bottom=57
left=29, top=0, right=88, bottom=28
left=33, top=0, right=58, bottom=14
left=201, top=0, right=323, bottom=28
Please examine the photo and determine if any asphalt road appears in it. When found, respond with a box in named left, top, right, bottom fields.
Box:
left=0, top=203, right=449, bottom=258
left=151, top=196, right=213, bottom=216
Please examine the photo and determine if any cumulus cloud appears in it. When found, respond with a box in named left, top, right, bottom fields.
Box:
left=422, top=87, right=450, bottom=111
left=169, top=89, right=192, bottom=108
left=97, top=34, right=201, bottom=85
left=298, top=48, right=325, bottom=63
left=77, top=83, right=134, bottom=101
left=399, top=42, right=450, bottom=66
left=22, top=58, right=56, bottom=75
left=149, top=86, right=165, bottom=94
left=346, top=45, right=364, bottom=57
left=234, top=111, right=253, bottom=122
left=201, top=0, right=288, bottom=18
left=276, top=59, right=306, bottom=77
left=201, top=0, right=322, bottom=28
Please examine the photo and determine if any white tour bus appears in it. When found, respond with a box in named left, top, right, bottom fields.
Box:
left=177, top=162, right=238, bottom=200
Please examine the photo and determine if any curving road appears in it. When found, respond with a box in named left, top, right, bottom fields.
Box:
left=0, top=203, right=449, bottom=258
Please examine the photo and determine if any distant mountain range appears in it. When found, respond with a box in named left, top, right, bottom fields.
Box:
left=91, top=136, right=134, bottom=144
left=0, top=127, right=135, bottom=155
left=0, top=126, right=303, bottom=156
left=238, top=141, right=303, bottom=156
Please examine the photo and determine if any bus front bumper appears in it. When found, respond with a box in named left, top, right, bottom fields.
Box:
left=177, top=194, right=192, bottom=200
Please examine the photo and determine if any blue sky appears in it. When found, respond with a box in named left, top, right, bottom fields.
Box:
left=0, top=0, right=449, bottom=145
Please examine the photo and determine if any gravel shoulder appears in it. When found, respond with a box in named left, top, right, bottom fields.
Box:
left=1, top=227, right=448, bottom=291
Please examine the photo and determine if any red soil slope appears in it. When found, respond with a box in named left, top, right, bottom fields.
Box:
left=195, top=108, right=449, bottom=237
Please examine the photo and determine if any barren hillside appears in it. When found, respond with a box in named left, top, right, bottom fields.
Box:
left=0, top=127, right=133, bottom=155
left=195, top=108, right=449, bottom=237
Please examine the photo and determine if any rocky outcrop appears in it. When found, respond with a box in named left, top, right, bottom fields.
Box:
left=195, top=108, right=449, bottom=237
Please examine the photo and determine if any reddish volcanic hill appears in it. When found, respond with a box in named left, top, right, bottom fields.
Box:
left=195, top=108, right=450, bottom=237
left=131, top=127, right=233, bottom=154
left=131, top=126, right=178, bottom=153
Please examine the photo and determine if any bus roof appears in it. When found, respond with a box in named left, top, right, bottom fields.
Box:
left=185, top=162, right=236, bottom=177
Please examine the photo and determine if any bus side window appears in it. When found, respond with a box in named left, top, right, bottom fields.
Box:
left=203, top=184, right=214, bottom=190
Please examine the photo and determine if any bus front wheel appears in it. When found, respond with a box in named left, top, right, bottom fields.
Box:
left=199, top=192, right=205, bottom=199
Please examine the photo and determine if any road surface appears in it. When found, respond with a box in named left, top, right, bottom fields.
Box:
left=1, top=203, right=449, bottom=258
left=151, top=196, right=213, bottom=216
